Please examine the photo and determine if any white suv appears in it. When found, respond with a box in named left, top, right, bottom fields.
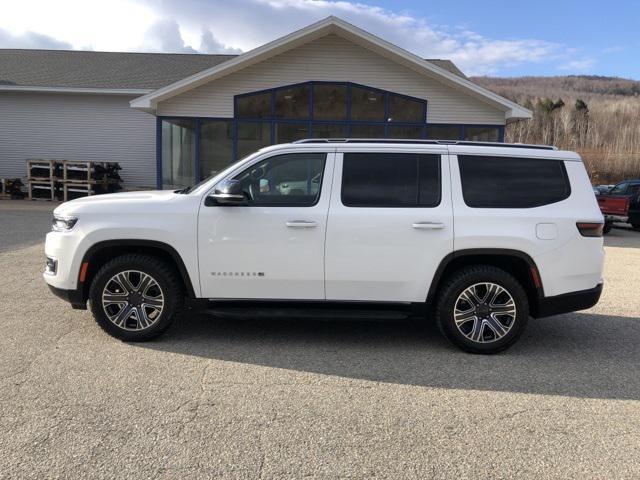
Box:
left=44, top=140, right=605, bottom=353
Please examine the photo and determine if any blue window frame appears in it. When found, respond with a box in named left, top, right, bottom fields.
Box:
left=155, top=81, right=505, bottom=189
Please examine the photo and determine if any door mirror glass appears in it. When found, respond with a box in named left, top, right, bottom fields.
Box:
left=209, top=179, right=245, bottom=205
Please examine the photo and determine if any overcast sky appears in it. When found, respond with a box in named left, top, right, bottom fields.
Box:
left=1, top=0, right=638, bottom=78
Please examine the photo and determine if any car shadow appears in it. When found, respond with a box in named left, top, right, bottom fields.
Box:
left=139, top=310, right=640, bottom=401
left=605, top=226, right=640, bottom=249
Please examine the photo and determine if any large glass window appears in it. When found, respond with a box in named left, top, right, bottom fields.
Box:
left=458, top=155, right=571, bottom=208
left=388, top=94, right=424, bottom=123
left=350, top=86, right=385, bottom=121
left=237, top=122, right=271, bottom=159
left=275, top=85, right=309, bottom=119
left=275, top=123, right=308, bottom=143
left=159, top=82, right=509, bottom=189
left=387, top=125, right=424, bottom=139
left=426, top=125, right=461, bottom=140
left=200, top=119, right=233, bottom=179
left=233, top=153, right=326, bottom=206
left=313, top=84, right=347, bottom=120
left=464, top=126, right=500, bottom=142
left=161, top=119, right=195, bottom=189
left=349, top=124, right=386, bottom=138
left=236, top=91, right=271, bottom=118
left=342, top=153, right=441, bottom=207
left=312, top=123, right=347, bottom=138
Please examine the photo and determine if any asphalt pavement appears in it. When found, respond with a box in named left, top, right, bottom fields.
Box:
left=0, top=200, right=60, bottom=251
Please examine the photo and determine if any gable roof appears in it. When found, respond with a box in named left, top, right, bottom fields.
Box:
left=0, top=48, right=464, bottom=94
left=130, top=16, right=531, bottom=121
left=0, top=49, right=234, bottom=93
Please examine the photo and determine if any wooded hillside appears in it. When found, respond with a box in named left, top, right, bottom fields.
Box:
left=471, top=75, right=640, bottom=183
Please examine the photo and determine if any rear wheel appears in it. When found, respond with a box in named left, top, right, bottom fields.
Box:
left=89, top=254, right=183, bottom=341
left=632, top=223, right=640, bottom=231
left=603, top=222, right=613, bottom=234
left=435, top=266, right=529, bottom=354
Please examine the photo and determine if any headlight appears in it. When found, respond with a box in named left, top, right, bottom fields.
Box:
left=52, top=214, right=78, bottom=232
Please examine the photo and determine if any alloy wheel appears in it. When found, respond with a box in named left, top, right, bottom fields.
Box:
left=101, top=270, right=165, bottom=331
left=453, top=282, right=517, bottom=343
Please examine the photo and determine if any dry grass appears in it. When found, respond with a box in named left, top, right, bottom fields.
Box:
left=473, top=76, right=640, bottom=183
left=506, top=97, right=640, bottom=183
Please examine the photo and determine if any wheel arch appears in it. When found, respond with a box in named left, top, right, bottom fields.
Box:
left=79, top=240, right=197, bottom=302
left=427, top=249, right=544, bottom=316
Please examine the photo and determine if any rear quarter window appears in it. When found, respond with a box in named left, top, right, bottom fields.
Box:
left=458, top=155, right=571, bottom=208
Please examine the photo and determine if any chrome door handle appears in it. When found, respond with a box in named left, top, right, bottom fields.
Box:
left=412, top=222, right=445, bottom=230
left=286, top=220, right=318, bottom=228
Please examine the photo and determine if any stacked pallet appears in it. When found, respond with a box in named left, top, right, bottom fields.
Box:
left=27, top=159, right=61, bottom=200
left=61, top=161, right=123, bottom=201
left=27, top=159, right=123, bottom=201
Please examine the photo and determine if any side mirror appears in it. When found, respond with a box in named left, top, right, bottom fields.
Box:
left=206, top=179, right=245, bottom=205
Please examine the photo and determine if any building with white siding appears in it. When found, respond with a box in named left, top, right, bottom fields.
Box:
left=0, top=16, right=531, bottom=190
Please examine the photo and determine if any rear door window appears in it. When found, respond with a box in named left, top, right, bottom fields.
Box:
left=341, top=153, right=441, bottom=207
left=458, top=155, right=571, bottom=208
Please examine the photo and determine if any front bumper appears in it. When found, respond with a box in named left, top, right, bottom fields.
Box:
left=47, top=285, right=87, bottom=310
left=533, top=283, right=603, bottom=318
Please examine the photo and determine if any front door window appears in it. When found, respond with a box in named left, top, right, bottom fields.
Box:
left=233, top=153, right=326, bottom=206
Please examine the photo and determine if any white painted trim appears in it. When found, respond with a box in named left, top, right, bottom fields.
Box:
left=130, top=16, right=532, bottom=121
left=0, top=85, right=153, bottom=95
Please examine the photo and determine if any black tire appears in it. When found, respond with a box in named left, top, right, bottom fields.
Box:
left=603, top=222, right=613, bottom=234
left=89, top=254, right=183, bottom=341
left=632, top=223, right=640, bottom=231
left=435, top=265, right=529, bottom=354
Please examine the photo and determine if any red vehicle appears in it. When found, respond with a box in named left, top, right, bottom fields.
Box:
left=596, top=180, right=640, bottom=233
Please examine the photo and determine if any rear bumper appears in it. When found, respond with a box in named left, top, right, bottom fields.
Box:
left=47, top=285, right=87, bottom=310
left=533, top=283, right=603, bottom=318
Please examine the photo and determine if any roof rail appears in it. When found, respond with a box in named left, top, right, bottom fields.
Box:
left=292, top=138, right=557, bottom=151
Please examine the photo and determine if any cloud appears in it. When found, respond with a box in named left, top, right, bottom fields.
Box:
left=199, top=29, right=242, bottom=54
left=133, top=0, right=567, bottom=75
left=0, top=27, right=72, bottom=50
left=0, top=0, right=588, bottom=76
left=559, top=59, right=596, bottom=73
left=140, top=18, right=242, bottom=54
left=140, top=19, right=198, bottom=53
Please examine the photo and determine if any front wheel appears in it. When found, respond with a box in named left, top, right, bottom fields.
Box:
left=435, top=266, right=529, bottom=354
left=89, top=254, right=184, bottom=341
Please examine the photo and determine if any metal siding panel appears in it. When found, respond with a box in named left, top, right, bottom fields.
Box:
left=0, top=92, right=156, bottom=187
left=157, top=34, right=505, bottom=125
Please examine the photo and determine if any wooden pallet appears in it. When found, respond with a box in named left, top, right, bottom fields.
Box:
left=62, top=177, right=119, bottom=185
left=28, top=180, right=58, bottom=201
left=62, top=182, right=94, bottom=202
left=62, top=160, right=106, bottom=183
left=27, top=159, right=59, bottom=180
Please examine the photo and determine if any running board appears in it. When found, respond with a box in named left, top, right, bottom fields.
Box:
left=197, top=300, right=422, bottom=320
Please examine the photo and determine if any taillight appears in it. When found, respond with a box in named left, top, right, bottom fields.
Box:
left=576, top=222, right=604, bottom=237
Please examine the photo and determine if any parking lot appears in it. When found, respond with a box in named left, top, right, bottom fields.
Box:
left=1, top=201, right=639, bottom=479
